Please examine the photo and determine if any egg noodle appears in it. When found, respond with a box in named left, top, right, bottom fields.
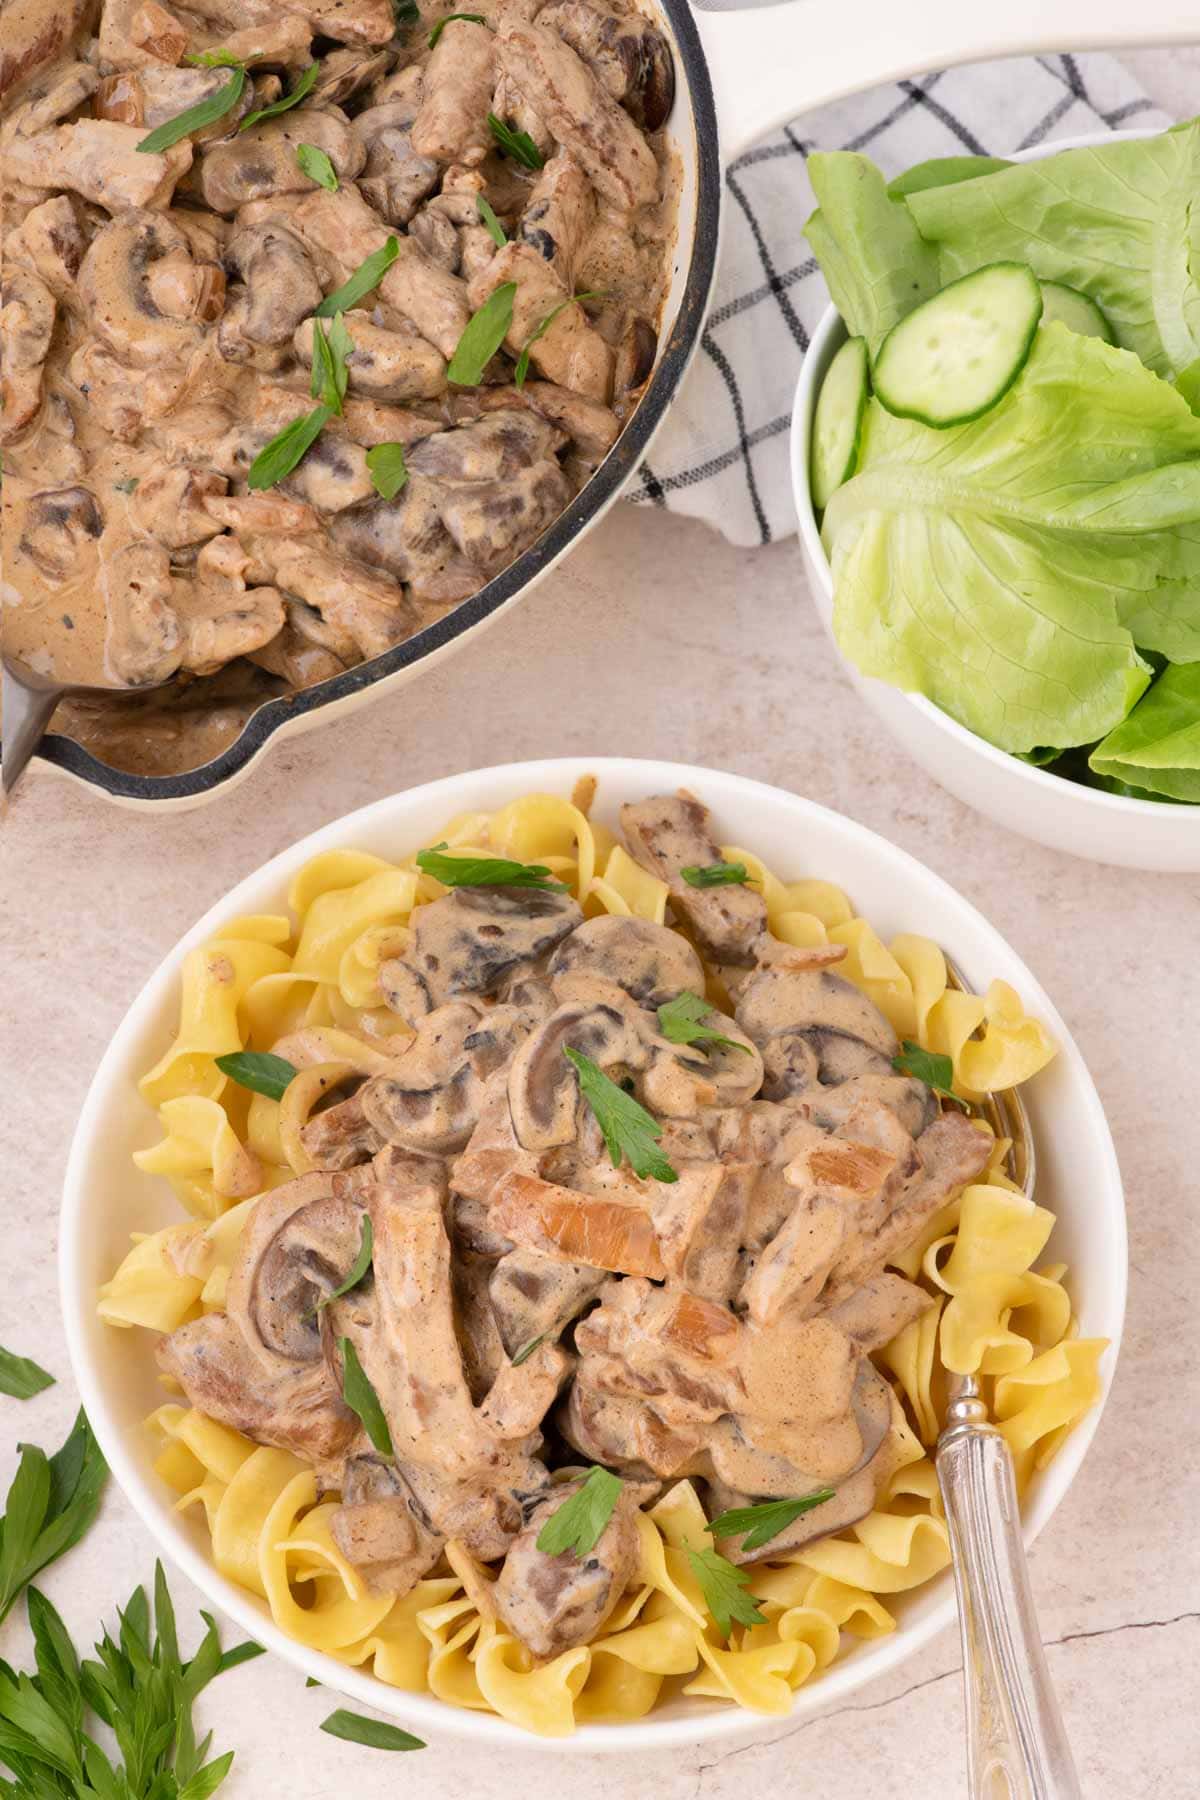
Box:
left=100, top=790, right=1106, bottom=1735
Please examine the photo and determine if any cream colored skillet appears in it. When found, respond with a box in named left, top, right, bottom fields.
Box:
left=10, top=0, right=1189, bottom=808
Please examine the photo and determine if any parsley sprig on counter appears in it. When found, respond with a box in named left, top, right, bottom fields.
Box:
left=564, top=1048, right=677, bottom=1183
left=0, top=1410, right=106, bottom=1627
left=0, top=1346, right=55, bottom=1401
left=0, top=1560, right=262, bottom=1799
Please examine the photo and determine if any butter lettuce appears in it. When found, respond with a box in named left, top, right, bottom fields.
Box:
left=803, top=153, right=939, bottom=356
left=1089, top=664, right=1200, bottom=799
left=906, top=122, right=1200, bottom=377
left=822, top=324, right=1200, bottom=753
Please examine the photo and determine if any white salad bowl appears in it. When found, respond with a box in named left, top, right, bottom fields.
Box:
left=60, top=758, right=1126, bottom=1751
left=791, top=129, right=1200, bottom=873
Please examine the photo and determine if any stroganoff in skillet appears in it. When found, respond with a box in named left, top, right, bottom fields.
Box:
left=1, top=0, right=678, bottom=772
left=101, top=786, right=1106, bottom=1733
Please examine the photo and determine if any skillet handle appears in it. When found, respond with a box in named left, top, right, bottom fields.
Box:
left=691, top=0, right=1189, bottom=161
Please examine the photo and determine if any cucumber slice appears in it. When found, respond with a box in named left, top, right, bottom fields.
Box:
left=1039, top=280, right=1115, bottom=343
left=873, top=262, right=1042, bottom=428
left=810, top=335, right=869, bottom=510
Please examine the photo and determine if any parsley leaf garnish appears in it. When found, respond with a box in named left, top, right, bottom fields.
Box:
left=309, top=311, right=353, bottom=413
left=706, top=1490, right=836, bottom=1553
left=297, top=141, right=338, bottom=190
left=320, top=1709, right=425, bottom=1751
left=240, top=60, right=318, bottom=130
left=366, top=441, right=409, bottom=500
left=656, top=990, right=750, bottom=1056
left=892, top=1040, right=969, bottom=1110
left=428, top=10, right=486, bottom=46
left=0, top=1348, right=55, bottom=1400
left=315, top=237, right=400, bottom=318
left=447, top=282, right=517, bottom=386
left=514, top=290, right=606, bottom=388
left=339, top=1338, right=393, bottom=1455
left=535, top=1468, right=623, bottom=1558
left=135, top=68, right=245, bottom=153
left=246, top=405, right=333, bottom=490
left=215, top=1050, right=297, bottom=1102
left=686, top=1546, right=767, bottom=1638
left=680, top=861, right=749, bottom=888
left=185, top=47, right=256, bottom=66
left=415, top=841, right=567, bottom=889
left=510, top=1333, right=546, bottom=1366
left=476, top=193, right=507, bottom=247
left=316, top=1216, right=374, bottom=1313
left=0, top=1410, right=106, bottom=1626
left=564, top=1047, right=677, bottom=1183
left=487, top=112, right=544, bottom=169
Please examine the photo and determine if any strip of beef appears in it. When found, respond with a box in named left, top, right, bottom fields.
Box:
left=410, top=17, right=495, bottom=166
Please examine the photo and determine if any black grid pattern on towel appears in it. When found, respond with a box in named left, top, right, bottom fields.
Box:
left=631, top=52, right=1167, bottom=549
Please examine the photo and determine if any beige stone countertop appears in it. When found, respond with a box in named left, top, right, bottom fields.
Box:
left=4, top=48, right=1200, bottom=1800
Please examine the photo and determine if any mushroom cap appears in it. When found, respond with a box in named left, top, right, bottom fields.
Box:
left=548, top=914, right=704, bottom=1008
left=381, top=886, right=583, bottom=1021
left=76, top=209, right=209, bottom=369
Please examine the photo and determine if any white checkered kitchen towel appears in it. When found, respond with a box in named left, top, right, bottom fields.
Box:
left=632, top=52, right=1171, bottom=545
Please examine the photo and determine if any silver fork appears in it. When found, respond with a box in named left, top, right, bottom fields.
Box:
left=935, top=959, right=1082, bottom=1798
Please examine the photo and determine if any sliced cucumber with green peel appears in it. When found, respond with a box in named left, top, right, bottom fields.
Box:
left=1039, top=280, right=1114, bottom=343
left=810, top=335, right=869, bottom=509
left=873, top=262, right=1042, bottom=428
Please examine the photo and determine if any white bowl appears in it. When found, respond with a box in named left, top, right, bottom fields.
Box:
left=791, top=130, right=1200, bottom=872
left=60, top=757, right=1126, bottom=1751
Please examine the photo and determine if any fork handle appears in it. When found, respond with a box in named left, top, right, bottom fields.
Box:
left=936, top=1393, right=1082, bottom=1799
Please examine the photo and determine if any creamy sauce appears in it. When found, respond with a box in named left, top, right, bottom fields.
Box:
left=156, top=793, right=992, bottom=1655
left=1, top=0, right=681, bottom=773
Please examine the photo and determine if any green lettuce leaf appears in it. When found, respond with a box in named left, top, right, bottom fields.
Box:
left=803, top=152, right=940, bottom=355
left=1089, top=664, right=1200, bottom=799
left=906, top=121, right=1200, bottom=377
left=822, top=324, right=1200, bottom=753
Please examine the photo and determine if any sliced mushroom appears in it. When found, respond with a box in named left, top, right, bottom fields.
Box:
left=354, top=98, right=441, bottom=226
left=357, top=999, right=515, bottom=1154
left=18, top=485, right=103, bottom=582
left=329, top=478, right=476, bottom=600
left=221, top=221, right=323, bottom=349
left=311, top=45, right=394, bottom=105
left=331, top=1455, right=446, bottom=1596
left=407, top=409, right=565, bottom=483
left=488, top=1248, right=605, bottom=1360
left=548, top=915, right=704, bottom=1008
left=380, top=886, right=582, bottom=1023
left=101, top=539, right=183, bottom=686
left=436, top=457, right=573, bottom=577
left=157, top=1172, right=361, bottom=1468
left=493, top=1478, right=640, bottom=1659
left=0, top=269, right=56, bottom=440
left=537, top=0, right=675, bottom=131
left=735, top=967, right=898, bottom=1094
left=77, top=210, right=210, bottom=369
left=198, top=111, right=366, bottom=214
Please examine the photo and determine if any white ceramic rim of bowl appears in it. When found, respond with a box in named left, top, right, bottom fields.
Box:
left=791, top=127, right=1200, bottom=835
left=59, top=757, right=1127, bottom=1753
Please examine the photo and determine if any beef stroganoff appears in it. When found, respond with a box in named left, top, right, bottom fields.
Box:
left=100, top=787, right=1106, bottom=1734
left=1, top=0, right=678, bottom=774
